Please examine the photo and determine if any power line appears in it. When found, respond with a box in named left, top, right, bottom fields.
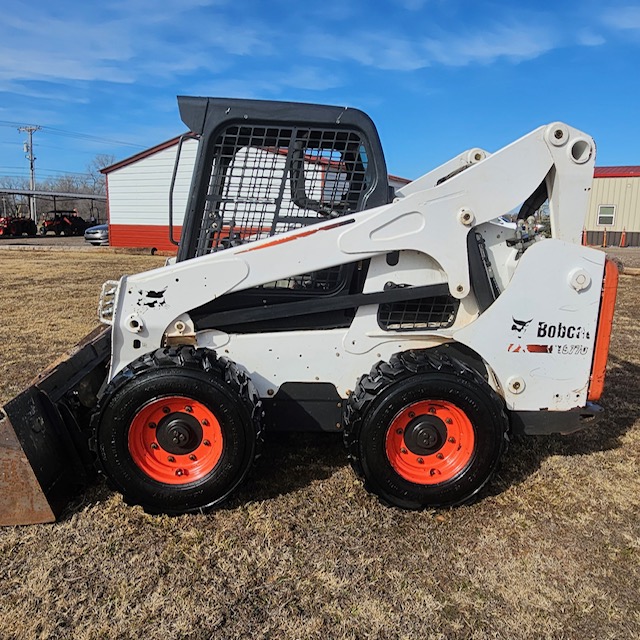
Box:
left=0, top=164, right=92, bottom=175
left=0, top=120, right=146, bottom=149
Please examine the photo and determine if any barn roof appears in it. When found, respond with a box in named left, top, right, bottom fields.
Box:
left=100, top=136, right=183, bottom=174
left=594, top=166, right=640, bottom=178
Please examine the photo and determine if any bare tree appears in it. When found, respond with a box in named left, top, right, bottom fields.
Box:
left=87, top=154, right=117, bottom=195
left=0, top=154, right=115, bottom=221
left=0, top=176, right=30, bottom=216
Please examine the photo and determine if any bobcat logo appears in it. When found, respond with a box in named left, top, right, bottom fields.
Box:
left=511, top=317, right=533, bottom=334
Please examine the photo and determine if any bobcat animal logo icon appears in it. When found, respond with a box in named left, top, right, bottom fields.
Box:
left=511, top=317, right=533, bottom=334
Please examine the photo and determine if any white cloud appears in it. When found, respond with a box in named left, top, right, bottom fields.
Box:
left=602, top=6, right=640, bottom=31
left=394, top=0, right=429, bottom=10
left=188, top=65, right=343, bottom=100
left=422, top=23, right=558, bottom=66
left=276, top=66, right=342, bottom=91
left=304, top=22, right=559, bottom=72
left=0, top=80, right=91, bottom=104
left=201, top=23, right=274, bottom=57
left=0, top=45, right=135, bottom=84
left=0, top=2, right=272, bottom=87
left=301, top=33, right=430, bottom=71
left=576, top=30, right=606, bottom=47
left=0, top=12, right=136, bottom=84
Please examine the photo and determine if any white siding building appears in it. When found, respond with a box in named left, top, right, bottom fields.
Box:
left=585, top=166, right=640, bottom=246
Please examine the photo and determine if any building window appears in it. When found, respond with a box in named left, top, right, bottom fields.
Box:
left=597, top=205, right=615, bottom=226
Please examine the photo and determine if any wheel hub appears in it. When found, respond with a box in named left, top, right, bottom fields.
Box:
left=156, top=413, right=203, bottom=455
left=403, top=416, right=447, bottom=456
left=128, top=396, right=224, bottom=485
left=385, top=400, right=476, bottom=485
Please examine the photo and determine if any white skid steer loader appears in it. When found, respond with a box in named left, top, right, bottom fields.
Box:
left=0, top=97, right=618, bottom=524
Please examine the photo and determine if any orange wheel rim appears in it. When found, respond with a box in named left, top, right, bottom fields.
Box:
left=385, top=400, right=475, bottom=485
left=128, top=396, right=223, bottom=485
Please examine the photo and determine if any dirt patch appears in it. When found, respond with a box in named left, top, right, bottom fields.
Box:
left=604, top=246, right=640, bottom=270
left=0, top=251, right=638, bottom=640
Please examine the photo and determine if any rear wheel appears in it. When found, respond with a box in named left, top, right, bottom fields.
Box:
left=344, top=350, right=508, bottom=509
left=91, top=346, right=262, bottom=514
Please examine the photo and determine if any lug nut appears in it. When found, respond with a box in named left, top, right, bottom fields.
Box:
left=417, top=457, right=424, bottom=464
left=150, top=442, right=159, bottom=450
left=162, top=406, right=171, bottom=414
left=448, top=437, right=456, bottom=443
left=185, top=406, right=193, bottom=413
left=396, top=428, right=403, bottom=435
left=202, top=419, right=209, bottom=426
left=175, top=469, right=184, bottom=477
left=148, top=422, right=156, bottom=429
left=445, top=418, right=453, bottom=424
left=436, top=453, right=444, bottom=460
left=408, top=411, right=415, bottom=418
left=189, top=454, right=197, bottom=461
left=167, top=456, right=175, bottom=463
left=203, top=439, right=211, bottom=447
left=400, top=447, right=408, bottom=454
left=429, top=407, right=436, bottom=414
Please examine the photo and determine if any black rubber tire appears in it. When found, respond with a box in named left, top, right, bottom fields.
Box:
left=344, top=350, right=508, bottom=510
left=90, top=346, right=262, bottom=515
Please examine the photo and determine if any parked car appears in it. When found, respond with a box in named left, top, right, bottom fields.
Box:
left=84, top=223, right=109, bottom=246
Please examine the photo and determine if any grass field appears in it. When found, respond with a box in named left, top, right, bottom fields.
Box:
left=0, top=249, right=638, bottom=640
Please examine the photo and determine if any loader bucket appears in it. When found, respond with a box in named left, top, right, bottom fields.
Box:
left=0, top=326, right=110, bottom=526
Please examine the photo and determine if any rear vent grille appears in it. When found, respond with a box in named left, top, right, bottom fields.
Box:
left=378, top=295, right=459, bottom=331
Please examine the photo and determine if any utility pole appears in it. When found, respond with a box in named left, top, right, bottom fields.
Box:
left=18, top=125, right=41, bottom=222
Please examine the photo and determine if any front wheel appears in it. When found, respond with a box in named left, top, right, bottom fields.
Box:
left=344, top=350, right=508, bottom=509
left=91, top=346, right=262, bottom=514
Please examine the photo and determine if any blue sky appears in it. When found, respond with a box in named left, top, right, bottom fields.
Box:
left=1, top=0, right=639, bottom=184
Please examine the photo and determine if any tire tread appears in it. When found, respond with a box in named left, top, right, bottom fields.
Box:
left=343, top=349, right=508, bottom=507
left=89, top=346, right=263, bottom=513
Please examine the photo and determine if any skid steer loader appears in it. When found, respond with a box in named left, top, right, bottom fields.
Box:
left=0, top=97, right=618, bottom=525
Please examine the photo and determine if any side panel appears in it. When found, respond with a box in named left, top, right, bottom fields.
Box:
left=454, top=240, right=605, bottom=411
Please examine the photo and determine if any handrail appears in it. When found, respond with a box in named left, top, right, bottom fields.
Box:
left=169, top=132, right=199, bottom=246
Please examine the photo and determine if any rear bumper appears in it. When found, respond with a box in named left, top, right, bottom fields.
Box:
left=510, top=402, right=603, bottom=436
left=84, top=234, right=109, bottom=245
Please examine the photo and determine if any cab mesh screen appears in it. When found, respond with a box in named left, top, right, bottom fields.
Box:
left=197, top=125, right=368, bottom=256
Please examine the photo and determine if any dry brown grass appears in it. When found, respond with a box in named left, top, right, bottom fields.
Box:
left=0, top=249, right=638, bottom=640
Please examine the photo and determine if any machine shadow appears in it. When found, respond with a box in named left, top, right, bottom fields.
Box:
left=58, top=431, right=349, bottom=522
left=236, top=431, right=348, bottom=503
